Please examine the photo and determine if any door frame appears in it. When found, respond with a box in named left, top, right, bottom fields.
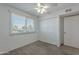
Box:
left=58, top=11, right=79, bottom=47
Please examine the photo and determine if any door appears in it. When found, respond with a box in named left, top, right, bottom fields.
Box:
left=64, top=15, right=79, bottom=48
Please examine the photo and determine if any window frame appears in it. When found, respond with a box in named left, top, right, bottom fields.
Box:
left=9, top=12, right=36, bottom=35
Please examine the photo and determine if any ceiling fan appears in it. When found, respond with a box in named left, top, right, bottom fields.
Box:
left=35, top=3, right=49, bottom=14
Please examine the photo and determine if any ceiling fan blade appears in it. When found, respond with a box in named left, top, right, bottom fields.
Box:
left=37, top=3, right=41, bottom=7
left=40, top=8, right=46, bottom=14
left=43, top=5, right=48, bottom=9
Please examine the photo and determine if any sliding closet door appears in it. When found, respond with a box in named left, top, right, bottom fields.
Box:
left=64, top=15, right=79, bottom=48
left=71, top=15, right=79, bottom=48
left=64, top=16, right=73, bottom=47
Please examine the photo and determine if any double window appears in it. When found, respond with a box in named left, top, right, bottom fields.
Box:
left=11, top=13, right=35, bottom=34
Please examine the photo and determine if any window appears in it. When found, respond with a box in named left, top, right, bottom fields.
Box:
left=11, top=13, right=35, bottom=34
left=26, top=19, right=35, bottom=32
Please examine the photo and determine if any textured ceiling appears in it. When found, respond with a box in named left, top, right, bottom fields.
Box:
left=5, top=3, right=79, bottom=17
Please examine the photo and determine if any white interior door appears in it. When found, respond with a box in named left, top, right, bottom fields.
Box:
left=64, top=15, right=79, bottom=48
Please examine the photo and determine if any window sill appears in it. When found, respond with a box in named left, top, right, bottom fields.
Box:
left=9, top=31, right=36, bottom=36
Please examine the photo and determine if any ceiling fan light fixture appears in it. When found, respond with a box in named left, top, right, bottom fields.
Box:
left=37, top=3, right=41, bottom=7
left=44, top=5, right=48, bottom=9
left=37, top=9, right=41, bottom=13
left=35, top=3, right=48, bottom=14
left=40, top=8, right=46, bottom=14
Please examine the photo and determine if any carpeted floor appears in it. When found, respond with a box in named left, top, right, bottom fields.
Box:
left=3, top=41, right=79, bottom=55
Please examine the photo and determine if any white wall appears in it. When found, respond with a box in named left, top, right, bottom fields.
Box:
left=39, top=17, right=59, bottom=46
left=39, top=4, right=79, bottom=47
left=1, top=4, right=79, bottom=53
left=59, top=16, right=64, bottom=45
left=0, top=5, right=38, bottom=53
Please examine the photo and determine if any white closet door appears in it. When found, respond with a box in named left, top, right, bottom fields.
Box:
left=71, top=15, right=79, bottom=48
left=64, top=16, right=73, bottom=47
left=64, top=15, right=79, bottom=48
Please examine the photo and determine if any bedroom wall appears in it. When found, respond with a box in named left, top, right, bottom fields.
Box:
left=0, top=4, right=38, bottom=53
left=39, top=4, right=79, bottom=47
left=39, top=17, right=59, bottom=46
left=0, top=4, right=79, bottom=53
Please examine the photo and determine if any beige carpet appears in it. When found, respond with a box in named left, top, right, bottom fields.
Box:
left=3, top=41, right=79, bottom=55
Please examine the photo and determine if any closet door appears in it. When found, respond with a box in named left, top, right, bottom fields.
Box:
left=64, top=16, right=73, bottom=47
left=71, top=15, right=79, bottom=48
left=64, top=15, right=79, bottom=48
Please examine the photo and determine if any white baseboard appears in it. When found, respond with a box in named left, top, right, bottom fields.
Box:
left=0, top=51, right=8, bottom=54
left=0, top=40, right=38, bottom=55
left=40, top=40, right=57, bottom=47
